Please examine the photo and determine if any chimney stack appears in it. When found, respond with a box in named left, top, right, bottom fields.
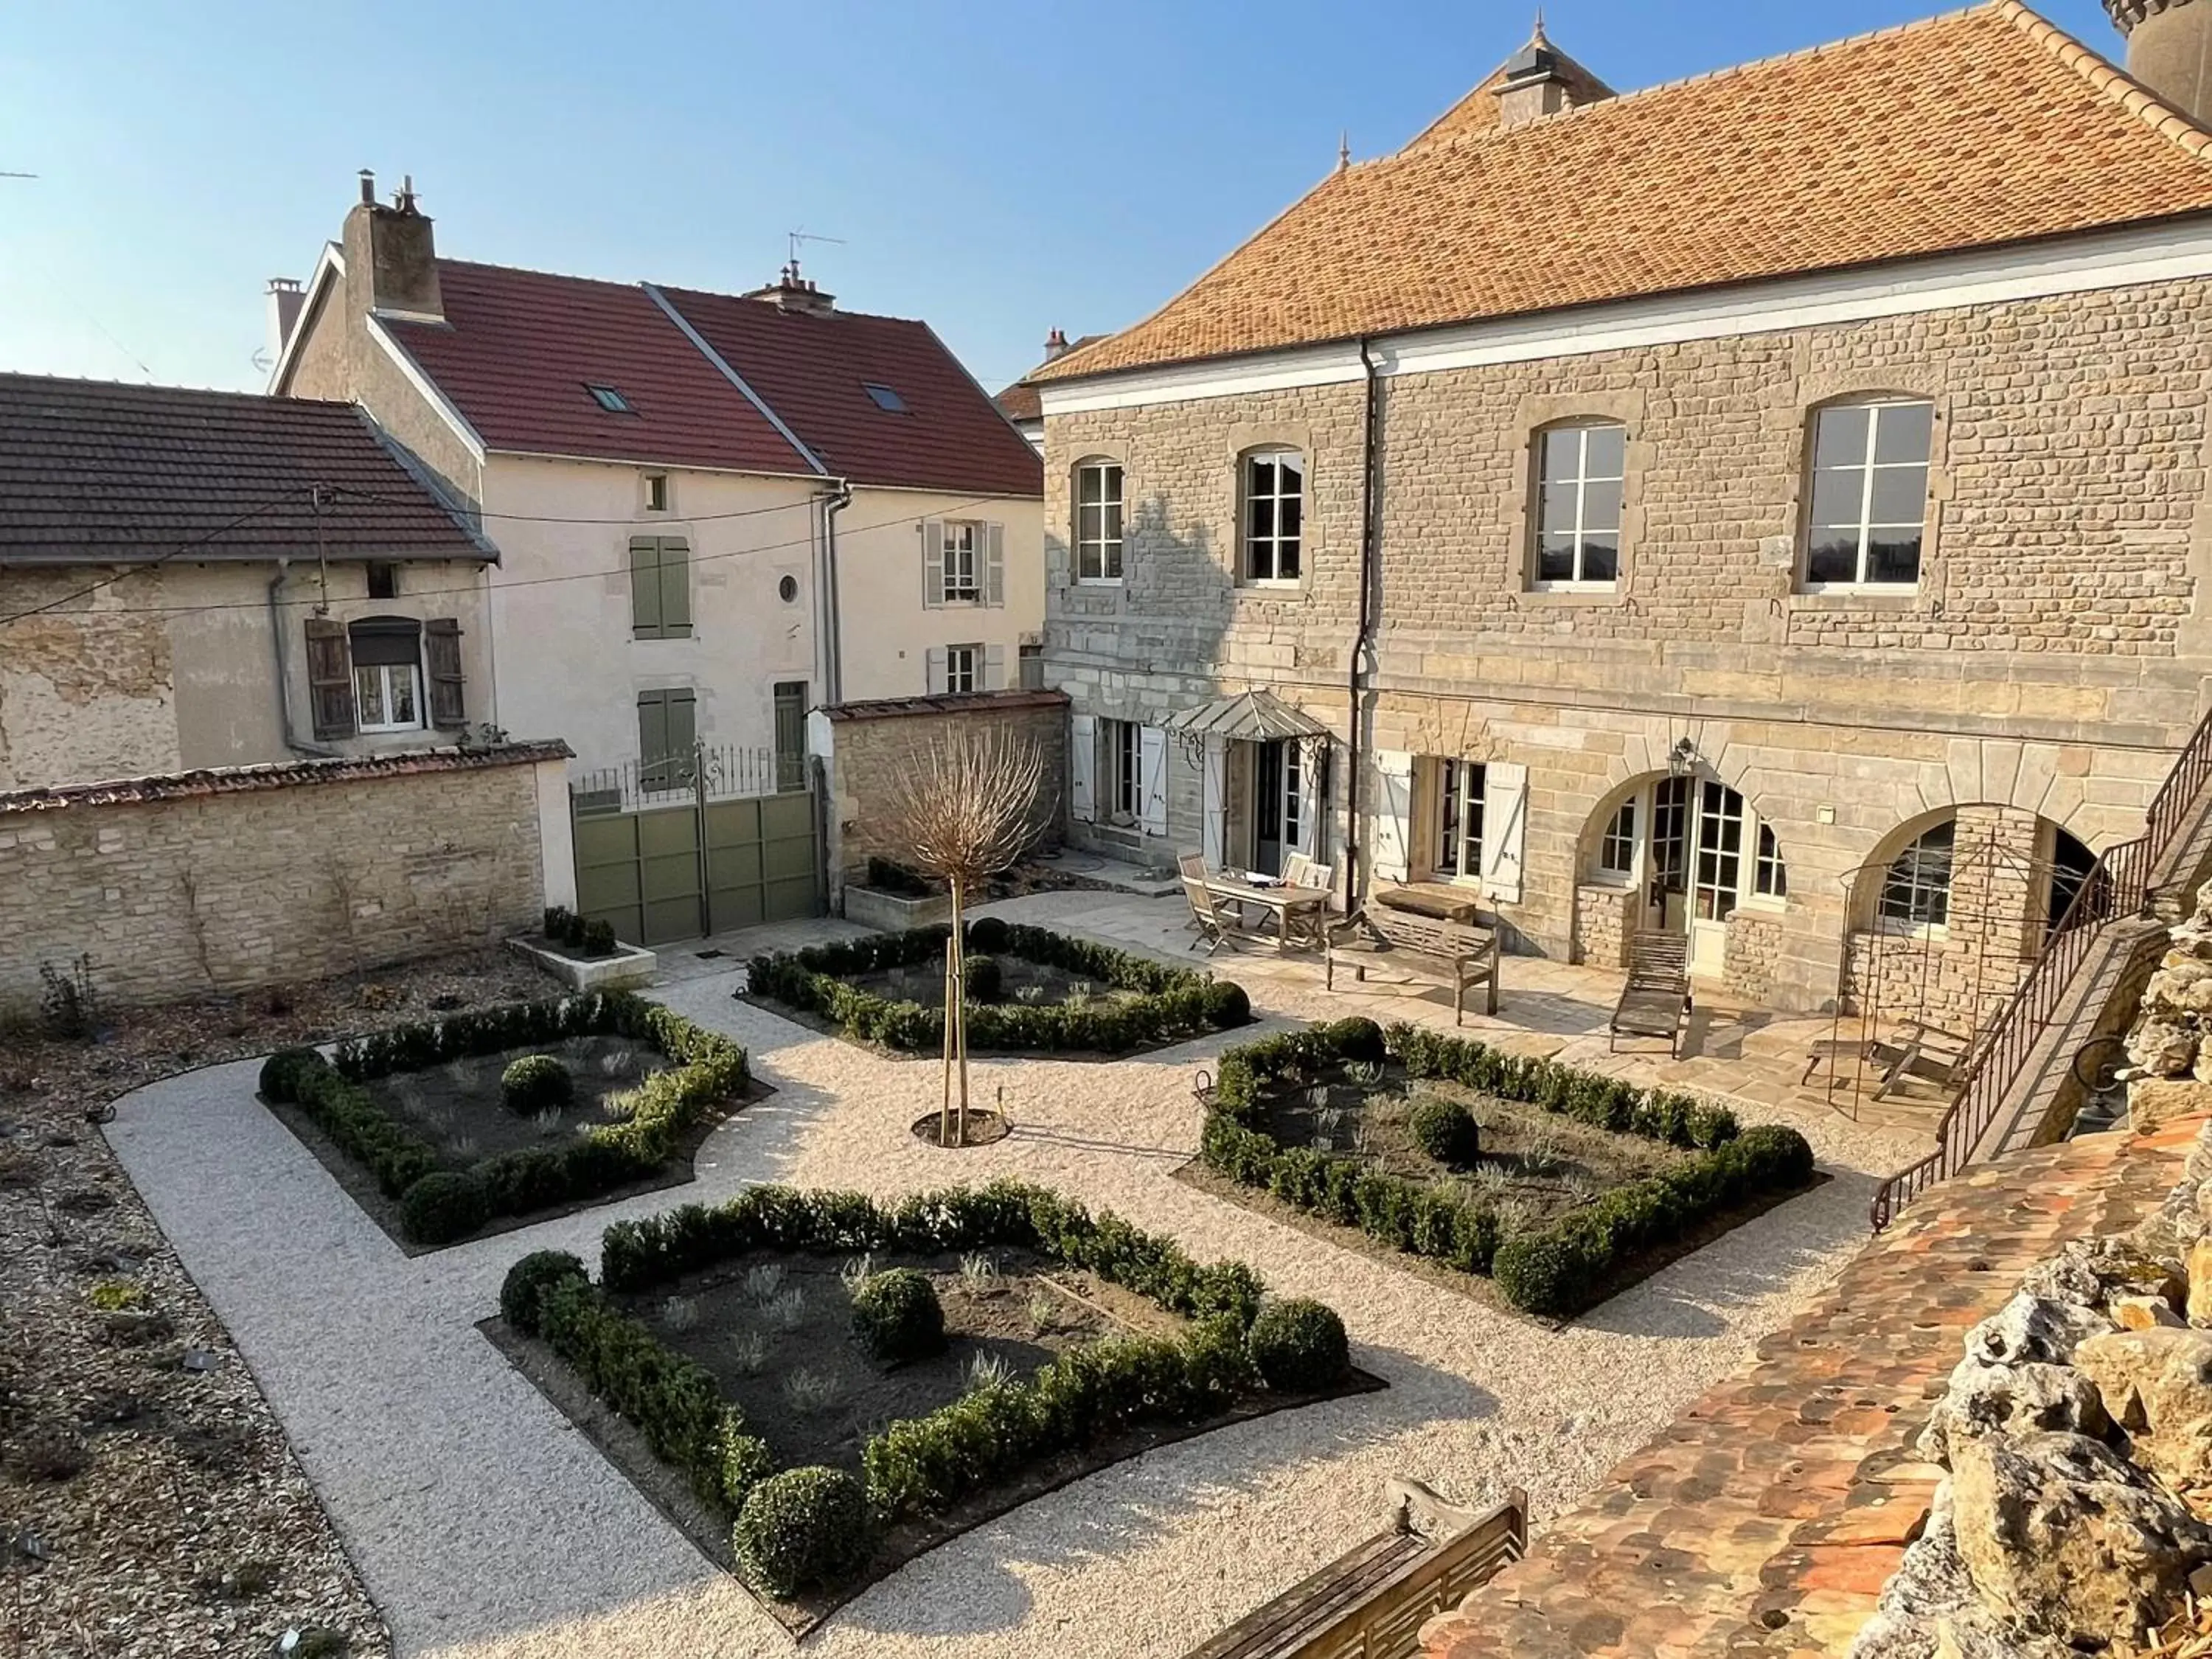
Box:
left=744, top=260, right=838, bottom=316
left=342, top=170, right=442, bottom=321
left=265, top=277, right=305, bottom=362
left=1043, top=327, right=1070, bottom=361
left=2108, top=0, right=2212, bottom=127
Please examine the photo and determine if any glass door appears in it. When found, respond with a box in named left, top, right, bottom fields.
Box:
left=1649, top=776, right=1691, bottom=931
left=1688, top=780, right=1745, bottom=978
left=1252, top=742, right=1287, bottom=876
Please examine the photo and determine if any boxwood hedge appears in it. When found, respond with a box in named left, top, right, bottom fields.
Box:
left=508, top=1178, right=1354, bottom=1601
left=1198, top=1018, right=1813, bottom=1319
left=745, top=919, right=1250, bottom=1055
left=258, top=992, right=748, bottom=1247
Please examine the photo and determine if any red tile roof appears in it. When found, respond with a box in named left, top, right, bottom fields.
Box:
left=0, top=741, right=573, bottom=815
left=995, top=335, right=1109, bottom=424
left=381, top=262, right=815, bottom=476
left=658, top=286, right=1043, bottom=498
left=1038, top=1, right=2212, bottom=383
left=0, top=373, right=490, bottom=567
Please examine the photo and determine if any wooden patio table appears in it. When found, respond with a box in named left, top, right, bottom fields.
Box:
left=1205, top=874, right=1332, bottom=955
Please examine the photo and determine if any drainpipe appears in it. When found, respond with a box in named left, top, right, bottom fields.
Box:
left=821, top=479, right=852, bottom=705
left=268, top=560, right=337, bottom=759
left=1346, top=339, right=1382, bottom=905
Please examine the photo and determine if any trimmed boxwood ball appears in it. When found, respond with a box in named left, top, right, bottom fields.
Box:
left=500, top=1249, right=588, bottom=1336
left=733, top=1465, right=875, bottom=1597
left=964, top=954, right=1004, bottom=1004
left=1204, top=981, right=1252, bottom=1028
left=501, top=1054, right=573, bottom=1115
left=1492, top=1232, right=1584, bottom=1319
left=1246, top=1298, right=1349, bottom=1393
left=1320, top=1017, right=1385, bottom=1065
left=1408, top=1097, right=1481, bottom=1169
left=400, top=1170, right=489, bottom=1246
left=258, top=1047, right=324, bottom=1103
left=965, top=915, right=1011, bottom=953
left=1734, top=1123, right=1816, bottom=1186
left=849, top=1267, right=946, bottom=1362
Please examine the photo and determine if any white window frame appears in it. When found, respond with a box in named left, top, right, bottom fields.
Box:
left=1074, top=460, right=1124, bottom=584
left=1241, top=448, right=1304, bottom=585
left=944, top=643, right=982, bottom=695
left=1878, top=819, right=1954, bottom=937
left=942, top=520, right=982, bottom=604
left=1531, top=421, right=1625, bottom=591
left=1751, top=821, right=1789, bottom=904
left=1426, top=758, right=1486, bottom=885
left=1803, top=397, right=1933, bottom=592
left=354, top=660, right=425, bottom=734
left=1596, top=795, right=1638, bottom=883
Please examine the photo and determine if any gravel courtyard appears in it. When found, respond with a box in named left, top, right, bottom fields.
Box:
left=103, top=893, right=1930, bottom=1659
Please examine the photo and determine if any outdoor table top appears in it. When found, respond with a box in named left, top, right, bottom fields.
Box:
left=1374, top=883, right=1486, bottom=924
left=1204, top=875, right=1332, bottom=908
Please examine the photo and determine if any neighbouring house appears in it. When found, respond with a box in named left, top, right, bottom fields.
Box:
left=0, top=372, right=497, bottom=792
left=1029, top=0, right=2212, bottom=1018
left=269, top=176, right=1045, bottom=804
left=995, top=330, right=1105, bottom=452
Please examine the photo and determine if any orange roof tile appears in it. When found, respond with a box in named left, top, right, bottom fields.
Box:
left=1036, top=2, right=2212, bottom=385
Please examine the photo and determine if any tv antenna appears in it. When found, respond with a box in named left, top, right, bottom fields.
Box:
left=786, top=226, right=844, bottom=274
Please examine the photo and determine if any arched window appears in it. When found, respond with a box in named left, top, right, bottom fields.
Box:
left=1532, top=420, right=1624, bottom=588
left=1073, top=458, right=1124, bottom=582
left=1241, top=448, right=1303, bottom=583
left=1805, top=397, right=1933, bottom=588
left=2046, top=827, right=2098, bottom=933
left=1879, top=817, right=1954, bottom=930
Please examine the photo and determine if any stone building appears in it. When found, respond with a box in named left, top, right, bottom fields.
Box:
left=1029, top=0, right=2212, bottom=1018
left=0, top=373, right=497, bottom=791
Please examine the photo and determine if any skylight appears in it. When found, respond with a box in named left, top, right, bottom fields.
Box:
left=585, top=383, right=633, bottom=414
left=863, top=383, right=908, bottom=413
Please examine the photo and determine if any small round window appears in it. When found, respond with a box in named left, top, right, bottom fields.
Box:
left=778, top=574, right=799, bottom=603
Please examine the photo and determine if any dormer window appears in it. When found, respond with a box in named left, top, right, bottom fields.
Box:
left=586, top=383, right=633, bottom=414
left=863, top=383, right=907, bottom=413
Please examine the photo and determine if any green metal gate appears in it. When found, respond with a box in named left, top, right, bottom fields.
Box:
left=571, top=744, right=820, bottom=946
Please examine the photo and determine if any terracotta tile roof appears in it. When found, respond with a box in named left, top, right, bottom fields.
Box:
left=382, top=262, right=815, bottom=476
left=0, top=741, right=573, bottom=816
left=1419, top=1115, right=2205, bottom=1659
left=0, top=373, right=490, bottom=567
left=995, top=336, right=1110, bottom=424
left=1399, top=38, right=1615, bottom=152
left=1037, top=1, right=2212, bottom=383
left=657, top=287, right=1043, bottom=498
left=822, top=687, right=1066, bottom=723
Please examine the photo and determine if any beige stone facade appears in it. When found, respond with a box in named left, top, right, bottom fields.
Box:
left=1043, top=276, right=2212, bottom=1012
left=0, top=748, right=562, bottom=1015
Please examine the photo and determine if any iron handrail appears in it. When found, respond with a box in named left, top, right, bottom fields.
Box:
left=1868, top=703, right=2212, bottom=1229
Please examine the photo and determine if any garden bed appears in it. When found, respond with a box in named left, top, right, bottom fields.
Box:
left=257, top=992, right=759, bottom=1251
left=743, top=918, right=1251, bottom=1059
left=488, top=1180, right=1379, bottom=1635
left=1192, top=1019, right=1819, bottom=1321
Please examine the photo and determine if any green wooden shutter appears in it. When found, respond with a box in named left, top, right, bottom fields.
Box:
left=637, top=689, right=669, bottom=785
left=658, top=539, right=692, bottom=637
left=667, top=688, right=696, bottom=757
left=630, top=538, right=662, bottom=638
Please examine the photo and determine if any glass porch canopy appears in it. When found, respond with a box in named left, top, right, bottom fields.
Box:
left=1158, top=689, right=1332, bottom=746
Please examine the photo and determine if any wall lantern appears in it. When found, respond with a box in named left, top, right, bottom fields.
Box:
left=1667, top=737, right=1698, bottom=779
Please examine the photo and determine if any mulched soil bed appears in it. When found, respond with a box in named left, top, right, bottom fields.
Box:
left=0, top=946, right=549, bottom=1659
left=488, top=1250, right=1382, bottom=1636
left=264, top=1034, right=772, bottom=1255
left=1186, top=1068, right=1826, bottom=1322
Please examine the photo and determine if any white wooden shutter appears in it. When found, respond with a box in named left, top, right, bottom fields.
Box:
left=984, top=644, right=1005, bottom=691
left=1139, top=726, right=1169, bottom=838
left=925, top=647, right=948, bottom=694
left=1070, top=714, right=1096, bottom=821
left=1480, top=759, right=1528, bottom=904
left=1371, top=750, right=1414, bottom=882
left=1294, top=743, right=1323, bottom=860
left=1201, top=737, right=1226, bottom=869
left=921, top=520, right=945, bottom=609
left=984, top=523, right=1006, bottom=608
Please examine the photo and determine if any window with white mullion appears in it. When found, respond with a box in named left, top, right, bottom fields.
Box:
left=1806, top=399, right=1932, bottom=588
left=945, top=644, right=980, bottom=694
left=1242, top=450, right=1303, bottom=582
left=1597, top=794, right=1638, bottom=878
left=1430, top=759, right=1485, bottom=880
left=1075, top=462, right=1124, bottom=582
left=354, top=661, right=422, bottom=732
left=1534, top=422, right=1624, bottom=587
left=942, top=521, right=981, bottom=602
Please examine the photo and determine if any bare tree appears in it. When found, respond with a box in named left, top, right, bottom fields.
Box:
left=881, top=725, right=1051, bottom=1144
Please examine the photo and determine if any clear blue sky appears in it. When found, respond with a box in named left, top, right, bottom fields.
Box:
left=0, top=0, right=2126, bottom=397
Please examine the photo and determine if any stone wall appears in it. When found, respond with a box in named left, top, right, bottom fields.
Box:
left=1573, top=883, right=1635, bottom=970
left=1042, top=276, right=2212, bottom=1012
left=1723, top=910, right=1784, bottom=1005
left=819, top=689, right=1068, bottom=906
left=0, top=746, right=563, bottom=1015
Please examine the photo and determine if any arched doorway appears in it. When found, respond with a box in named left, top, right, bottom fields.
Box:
left=1582, top=770, right=1788, bottom=983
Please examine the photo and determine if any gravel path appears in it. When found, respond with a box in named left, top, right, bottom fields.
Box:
left=104, top=898, right=1929, bottom=1659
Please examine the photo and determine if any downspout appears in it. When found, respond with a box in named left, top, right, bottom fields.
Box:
left=822, top=478, right=852, bottom=705
left=268, top=560, right=337, bottom=759
left=1346, top=339, right=1382, bottom=905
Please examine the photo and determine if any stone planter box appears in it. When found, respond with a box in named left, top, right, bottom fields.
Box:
left=843, top=885, right=953, bottom=932
left=506, top=934, right=658, bottom=992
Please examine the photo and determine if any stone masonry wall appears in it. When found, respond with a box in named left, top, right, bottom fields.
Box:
left=1573, top=883, right=1634, bottom=970
left=0, top=755, right=550, bottom=1015
left=824, top=691, right=1068, bottom=904
left=1043, top=276, right=2212, bottom=1011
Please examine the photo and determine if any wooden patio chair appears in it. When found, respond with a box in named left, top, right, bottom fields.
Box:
left=1609, top=932, right=1692, bottom=1058
left=1183, top=875, right=1251, bottom=956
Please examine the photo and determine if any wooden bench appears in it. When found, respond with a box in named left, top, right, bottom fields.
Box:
left=1326, top=908, right=1499, bottom=1025
left=1609, top=932, right=1691, bottom=1058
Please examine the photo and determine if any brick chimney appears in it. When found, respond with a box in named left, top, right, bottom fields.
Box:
left=2108, top=0, right=2212, bottom=126
left=1043, top=327, right=1071, bottom=361
left=744, top=261, right=838, bottom=316
left=265, top=277, right=305, bottom=361
left=1495, top=18, right=1600, bottom=128
left=342, top=170, right=444, bottom=321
